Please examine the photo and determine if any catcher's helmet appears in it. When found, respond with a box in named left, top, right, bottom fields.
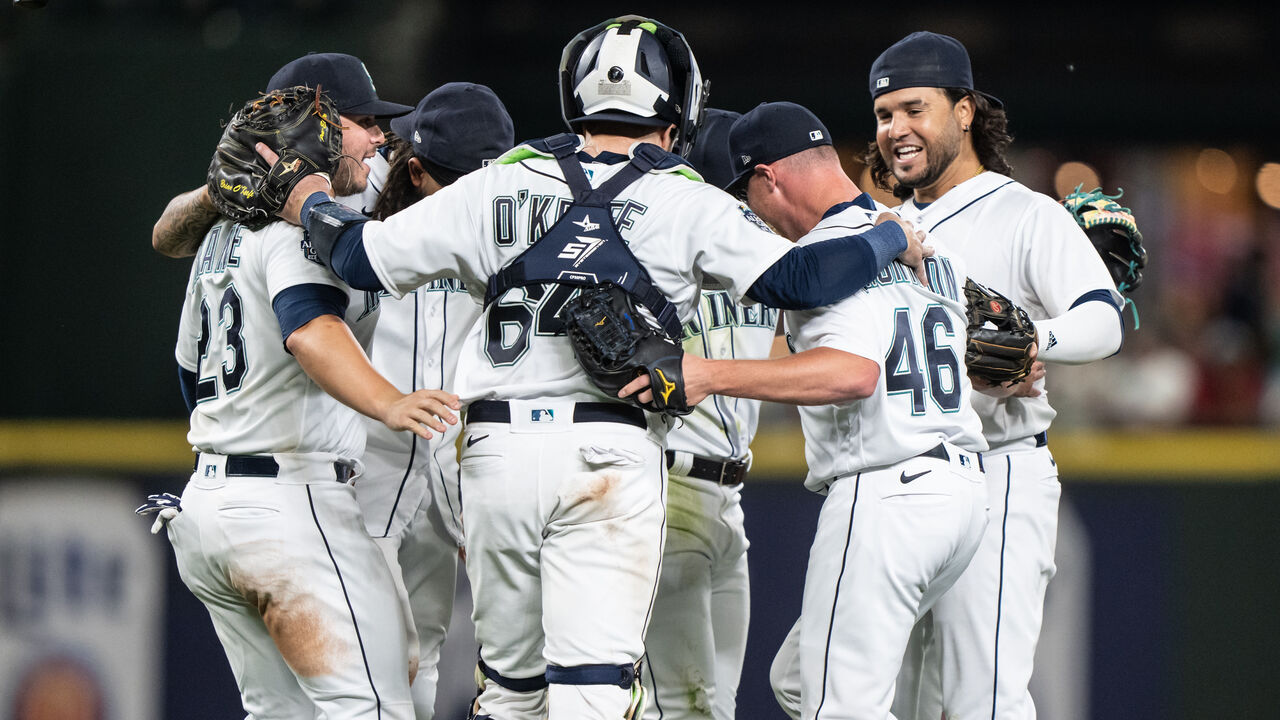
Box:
left=559, top=16, right=709, bottom=157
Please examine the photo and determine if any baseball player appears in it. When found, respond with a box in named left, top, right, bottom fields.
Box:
left=148, top=80, right=461, bottom=719
left=262, top=17, right=929, bottom=719
left=639, top=107, right=777, bottom=720
left=357, top=82, right=515, bottom=720
left=866, top=32, right=1125, bottom=720
left=625, top=100, right=990, bottom=720
left=149, top=63, right=516, bottom=719
left=151, top=52, right=403, bottom=259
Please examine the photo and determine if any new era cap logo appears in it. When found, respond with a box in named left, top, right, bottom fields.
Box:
left=876, top=76, right=890, bottom=89
left=739, top=154, right=751, bottom=166
left=414, top=130, right=422, bottom=143
left=809, top=130, right=824, bottom=141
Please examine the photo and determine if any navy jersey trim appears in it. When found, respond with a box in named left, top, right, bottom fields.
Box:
left=924, top=180, right=1017, bottom=234
left=821, top=193, right=879, bottom=220
left=991, top=457, right=1013, bottom=720
left=816, top=473, right=861, bottom=719
left=1070, top=288, right=1122, bottom=311
left=307, top=486, right=384, bottom=718
left=272, top=283, right=349, bottom=343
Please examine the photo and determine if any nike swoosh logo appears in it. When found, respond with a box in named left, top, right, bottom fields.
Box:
left=900, top=469, right=930, bottom=484
left=466, top=434, right=489, bottom=448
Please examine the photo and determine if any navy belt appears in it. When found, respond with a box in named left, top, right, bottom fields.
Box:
left=467, top=400, right=647, bottom=429
left=665, top=451, right=748, bottom=486
left=1034, top=431, right=1048, bottom=447
left=916, top=443, right=984, bottom=472
left=193, top=454, right=356, bottom=483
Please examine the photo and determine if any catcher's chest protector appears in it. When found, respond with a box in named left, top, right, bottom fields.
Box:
left=484, top=133, right=683, bottom=338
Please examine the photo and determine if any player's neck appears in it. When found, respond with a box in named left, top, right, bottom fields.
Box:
left=792, top=169, right=859, bottom=240
left=580, top=129, right=671, bottom=157
left=913, top=151, right=984, bottom=204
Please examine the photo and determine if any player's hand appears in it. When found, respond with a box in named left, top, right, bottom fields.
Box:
left=380, top=389, right=461, bottom=440
left=971, top=358, right=1045, bottom=398
left=255, top=142, right=333, bottom=226
left=877, top=213, right=934, bottom=285
left=617, top=355, right=712, bottom=409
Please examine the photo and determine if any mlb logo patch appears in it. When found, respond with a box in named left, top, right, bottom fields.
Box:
left=876, top=76, right=890, bottom=89
left=809, top=130, right=824, bottom=141
left=531, top=409, right=556, bottom=422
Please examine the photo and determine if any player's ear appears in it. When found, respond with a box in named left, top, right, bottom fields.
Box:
left=955, top=93, right=976, bottom=132
left=408, top=157, right=430, bottom=193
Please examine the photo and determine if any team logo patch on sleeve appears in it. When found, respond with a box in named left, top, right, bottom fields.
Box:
left=738, top=205, right=772, bottom=233
left=300, top=235, right=324, bottom=266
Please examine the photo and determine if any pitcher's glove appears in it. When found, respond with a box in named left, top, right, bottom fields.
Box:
left=206, top=85, right=343, bottom=227
left=963, top=278, right=1038, bottom=385
left=1062, top=185, right=1147, bottom=293
left=562, top=284, right=692, bottom=417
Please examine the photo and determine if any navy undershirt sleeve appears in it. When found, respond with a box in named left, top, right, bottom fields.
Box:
left=746, top=222, right=907, bottom=309
left=272, top=283, right=350, bottom=344
left=178, top=366, right=197, bottom=413
left=300, top=192, right=383, bottom=291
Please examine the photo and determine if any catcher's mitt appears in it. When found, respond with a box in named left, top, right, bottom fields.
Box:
left=562, top=284, right=692, bottom=417
left=206, top=85, right=343, bottom=227
left=963, top=278, right=1038, bottom=385
left=1062, top=185, right=1147, bottom=294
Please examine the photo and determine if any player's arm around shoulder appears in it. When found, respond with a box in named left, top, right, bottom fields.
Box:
left=153, top=185, right=221, bottom=258
left=285, top=315, right=460, bottom=440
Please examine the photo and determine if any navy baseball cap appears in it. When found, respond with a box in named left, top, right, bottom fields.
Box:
left=683, top=108, right=741, bottom=189
left=726, top=102, right=833, bottom=190
left=389, top=82, right=515, bottom=175
left=267, top=52, right=413, bottom=118
left=868, top=31, right=1003, bottom=108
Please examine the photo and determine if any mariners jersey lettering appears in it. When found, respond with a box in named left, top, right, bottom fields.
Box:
left=361, top=139, right=793, bottom=404
left=785, top=205, right=986, bottom=490
left=895, top=172, right=1121, bottom=447
left=175, top=218, right=378, bottom=457
left=666, top=289, right=780, bottom=464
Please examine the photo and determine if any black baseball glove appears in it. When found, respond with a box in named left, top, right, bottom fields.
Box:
left=562, top=284, right=692, bottom=417
left=206, top=85, right=343, bottom=227
left=963, top=278, right=1038, bottom=385
left=1062, top=185, right=1147, bottom=294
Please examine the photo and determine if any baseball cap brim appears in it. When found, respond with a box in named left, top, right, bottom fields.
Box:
left=343, top=97, right=414, bottom=118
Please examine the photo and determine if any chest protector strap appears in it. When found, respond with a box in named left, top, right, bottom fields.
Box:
left=483, top=133, right=683, bottom=339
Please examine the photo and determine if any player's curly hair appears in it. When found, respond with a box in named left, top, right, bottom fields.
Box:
left=864, top=88, right=1013, bottom=200
left=372, top=134, right=416, bottom=221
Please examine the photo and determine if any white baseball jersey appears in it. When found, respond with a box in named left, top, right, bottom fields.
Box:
left=785, top=201, right=987, bottom=491
left=359, top=282, right=478, bottom=543
left=667, top=289, right=780, bottom=463
left=361, top=138, right=794, bottom=408
left=896, top=172, right=1121, bottom=447
left=175, top=218, right=380, bottom=457
left=337, top=154, right=479, bottom=545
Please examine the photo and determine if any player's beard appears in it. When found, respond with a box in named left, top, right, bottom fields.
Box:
left=893, top=118, right=964, bottom=193
left=331, top=154, right=369, bottom=197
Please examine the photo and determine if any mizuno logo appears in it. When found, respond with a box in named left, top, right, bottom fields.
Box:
left=900, top=469, right=930, bottom=484
left=466, top=434, right=489, bottom=447
left=557, top=236, right=606, bottom=267
left=572, top=214, right=600, bottom=233
left=654, top=368, right=676, bottom=404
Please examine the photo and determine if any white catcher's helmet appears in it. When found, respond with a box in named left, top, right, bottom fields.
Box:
left=558, top=16, right=709, bottom=157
